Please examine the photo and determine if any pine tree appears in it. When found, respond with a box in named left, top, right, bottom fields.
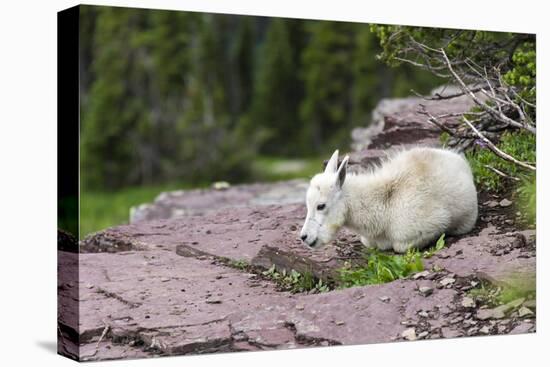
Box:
left=81, top=7, right=150, bottom=190
left=300, top=21, right=357, bottom=152
left=248, top=18, right=305, bottom=155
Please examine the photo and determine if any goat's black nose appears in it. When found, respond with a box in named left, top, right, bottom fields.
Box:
left=300, top=234, right=307, bottom=242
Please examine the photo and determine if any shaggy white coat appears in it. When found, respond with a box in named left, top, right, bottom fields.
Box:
left=300, top=147, right=478, bottom=253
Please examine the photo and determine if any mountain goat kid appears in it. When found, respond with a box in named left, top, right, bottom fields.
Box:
left=300, top=148, right=478, bottom=253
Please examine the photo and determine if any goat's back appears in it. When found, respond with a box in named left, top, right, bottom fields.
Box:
left=379, top=147, right=477, bottom=235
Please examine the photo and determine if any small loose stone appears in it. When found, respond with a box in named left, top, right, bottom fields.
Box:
left=402, top=328, right=417, bottom=341
left=418, top=331, right=429, bottom=339
left=419, top=286, right=433, bottom=296
left=413, top=270, right=430, bottom=279
left=461, top=297, right=475, bottom=308
left=499, top=198, right=513, bottom=207
left=418, top=311, right=429, bottom=318
left=479, top=326, right=491, bottom=334
left=440, top=277, right=456, bottom=287
left=477, top=308, right=505, bottom=320
left=518, top=306, right=534, bottom=317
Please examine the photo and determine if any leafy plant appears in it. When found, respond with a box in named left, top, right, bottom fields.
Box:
left=422, top=234, right=446, bottom=258
left=228, top=259, right=249, bottom=270
left=467, top=130, right=536, bottom=192
left=338, top=235, right=447, bottom=288
left=261, top=265, right=330, bottom=293
left=338, top=248, right=424, bottom=287
left=503, top=42, right=536, bottom=111
left=469, top=274, right=535, bottom=307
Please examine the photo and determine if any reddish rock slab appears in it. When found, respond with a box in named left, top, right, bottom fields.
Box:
left=64, top=248, right=465, bottom=359
left=65, top=222, right=537, bottom=360
left=82, top=204, right=349, bottom=280
left=130, top=179, right=309, bottom=224
left=72, top=249, right=301, bottom=358
left=58, top=251, right=79, bottom=334
left=289, top=280, right=458, bottom=344
left=351, top=92, right=478, bottom=151
left=425, top=227, right=536, bottom=287
left=79, top=341, right=152, bottom=362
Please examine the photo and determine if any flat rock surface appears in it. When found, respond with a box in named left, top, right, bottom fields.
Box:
left=425, top=227, right=536, bottom=286
left=130, top=179, right=309, bottom=224
left=82, top=204, right=356, bottom=280
left=61, top=223, right=536, bottom=359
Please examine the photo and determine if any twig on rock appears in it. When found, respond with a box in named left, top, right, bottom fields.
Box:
left=417, top=105, right=460, bottom=137
left=91, top=323, right=111, bottom=357
left=411, top=87, right=486, bottom=101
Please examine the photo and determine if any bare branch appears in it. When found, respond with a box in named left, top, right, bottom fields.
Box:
left=483, top=165, right=521, bottom=182
left=510, top=87, right=536, bottom=109
left=411, top=86, right=487, bottom=101
left=440, top=48, right=536, bottom=135
left=496, top=71, right=534, bottom=126
left=417, top=105, right=460, bottom=137
left=462, top=116, right=535, bottom=171
left=394, top=57, right=451, bottom=78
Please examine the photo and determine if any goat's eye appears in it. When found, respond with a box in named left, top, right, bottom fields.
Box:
left=317, top=203, right=326, bottom=211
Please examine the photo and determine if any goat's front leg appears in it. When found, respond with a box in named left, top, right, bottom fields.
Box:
left=360, top=236, right=376, bottom=249
left=392, top=241, right=412, bottom=254
left=392, top=233, right=440, bottom=254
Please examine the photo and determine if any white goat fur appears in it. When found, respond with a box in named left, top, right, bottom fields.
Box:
left=300, top=147, right=478, bottom=253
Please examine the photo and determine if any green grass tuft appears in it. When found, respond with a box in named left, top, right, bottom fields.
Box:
left=466, top=130, right=535, bottom=192
left=338, top=248, right=424, bottom=287
left=228, top=259, right=250, bottom=270
left=338, top=234, right=447, bottom=288
left=469, top=274, right=536, bottom=307
left=262, top=266, right=330, bottom=293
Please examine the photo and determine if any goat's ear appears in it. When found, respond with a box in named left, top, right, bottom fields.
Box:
left=336, top=155, right=349, bottom=189
left=324, top=150, right=339, bottom=174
